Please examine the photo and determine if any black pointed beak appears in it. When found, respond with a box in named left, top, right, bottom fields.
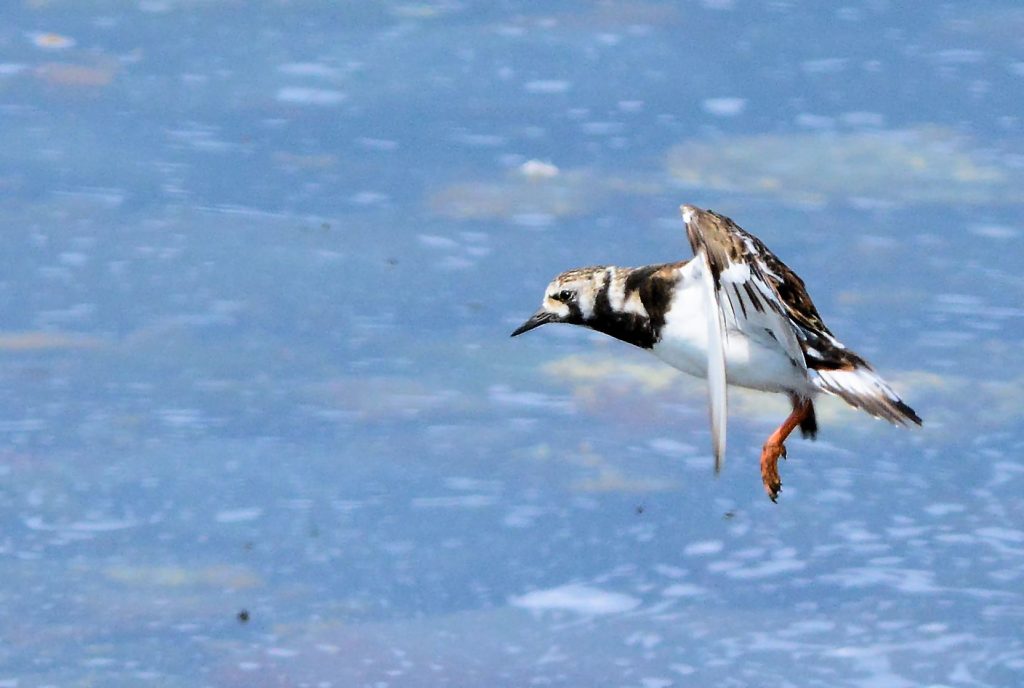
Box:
left=510, top=309, right=555, bottom=337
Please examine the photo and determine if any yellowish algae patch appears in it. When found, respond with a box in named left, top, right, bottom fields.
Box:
left=35, top=60, right=119, bottom=87
left=0, top=331, right=103, bottom=351
left=428, top=164, right=659, bottom=221
left=542, top=352, right=794, bottom=423
left=540, top=352, right=1017, bottom=435
left=667, top=126, right=1018, bottom=205
left=105, top=564, right=261, bottom=589
left=569, top=442, right=677, bottom=494
left=29, top=32, right=76, bottom=50
left=543, top=353, right=681, bottom=393
left=429, top=169, right=592, bottom=221
left=315, top=376, right=457, bottom=421
left=572, top=465, right=677, bottom=493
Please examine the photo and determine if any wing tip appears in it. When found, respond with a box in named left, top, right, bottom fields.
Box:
left=892, top=398, right=923, bottom=426
left=679, top=204, right=702, bottom=225
left=814, top=367, right=923, bottom=427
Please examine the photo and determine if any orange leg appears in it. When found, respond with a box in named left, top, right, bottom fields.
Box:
left=760, top=398, right=813, bottom=502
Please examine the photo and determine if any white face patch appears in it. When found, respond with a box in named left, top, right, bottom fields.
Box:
left=605, top=268, right=648, bottom=318
left=542, top=294, right=570, bottom=318
left=605, top=267, right=626, bottom=312
left=622, top=291, right=648, bottom=317
left=541, top=269, right=609, bottom=322
left=575, top=280, right=596, bottom=319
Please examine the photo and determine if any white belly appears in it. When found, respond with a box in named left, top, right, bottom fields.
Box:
left=651, top=279, right=813, bottom=394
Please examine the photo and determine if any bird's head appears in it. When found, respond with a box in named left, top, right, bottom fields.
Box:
left=510, top=267, right=606, bottom=337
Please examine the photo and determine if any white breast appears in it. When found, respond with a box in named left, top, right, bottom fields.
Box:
left=651, top=267, right=814, bottom=395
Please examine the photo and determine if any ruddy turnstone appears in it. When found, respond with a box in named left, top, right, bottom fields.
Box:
left=511, top=204, right=921, bottom=501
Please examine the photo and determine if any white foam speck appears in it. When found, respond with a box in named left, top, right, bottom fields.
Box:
left=581, top=121, right=623, bottom=135
left=969, top=224, right=1019, bottom=240
left=524, top=80, right=570, bottom=94
left=445, top=477, right=500, bottom=491
left=453, top=132, right=505, bottom=147
left=410, top=495, right=496, bottom=508
left=519, top=159, right=559, bottom=179
left=841, top=111, right=885, bottom=127
left=277, top=62, right=338, bottom=78
left=71, top=519, right=138, bottom=532
left=356, top=137, right=399, bottom=151
left=266, top=647, right=298, bottom=658
left=801, top=58, right=847, bottom=74
left=725, top=558, right=806, bottom=579
left=702, top=97, right=746, bottom=117
left=418, top=234, right=460, bottom=249
left=503, top=504, right=546, bottom=528
left=932, top=49, right=985, bottom=65
left=438, top=256, right=475, bottom=270
left=823, top=567, right=939, bottom=593
left=648, top=438, right=696, bottom=456
left=924, top=503, right=964, bottom=517
left=684, top=540, right=723, bottom=556
left=512, top=584, right=641, bottom=615
left=662, top=583, right=706, bottom=597
left=276, top=87, right=346, bottom=105
left=976, top=527, right=1024, bottom=543
left=511, top=213, right=555, bottom=228
left=640, top=678, right=673, bottom=688
left=350, top=191, right=388, bottom=205
left=796, top=113, right=835, bottom=129
left=215, top=508, right=263, bottom=523
left=23, top=517, right=137, bottom=532
left=489, top=385, right=573, bottom=411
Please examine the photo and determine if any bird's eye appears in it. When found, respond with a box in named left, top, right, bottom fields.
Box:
left=558, top=290, right=574, bottom=302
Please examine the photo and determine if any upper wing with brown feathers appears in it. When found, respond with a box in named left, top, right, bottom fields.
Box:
left=681, top=204, right=809, bottom=371
left=680, top=205, right=922, bottom=433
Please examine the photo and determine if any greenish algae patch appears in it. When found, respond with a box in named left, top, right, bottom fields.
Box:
left=667, top=127, right=1020, bottom=206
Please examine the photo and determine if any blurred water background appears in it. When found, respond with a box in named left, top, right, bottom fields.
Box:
left=1, top=1, right=1023, bottom=686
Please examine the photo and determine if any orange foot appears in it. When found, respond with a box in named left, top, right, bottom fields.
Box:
left=760, top=440, right=787, bottom=502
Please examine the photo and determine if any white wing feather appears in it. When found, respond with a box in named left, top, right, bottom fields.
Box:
left=698, top=252, right=728, bottom=473
left=718, top=262, right=807, bottom=376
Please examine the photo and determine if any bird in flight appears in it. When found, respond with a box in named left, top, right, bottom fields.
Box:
left=511, top=205, right=921, bottom=500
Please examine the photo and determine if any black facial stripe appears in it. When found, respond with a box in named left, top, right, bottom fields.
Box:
left=632, top=263, right=674, bottom=339
left=580, top=263, right=682, bottom=350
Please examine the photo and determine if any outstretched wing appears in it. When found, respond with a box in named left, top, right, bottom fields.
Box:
left=680, top=205, right=810, bottom=470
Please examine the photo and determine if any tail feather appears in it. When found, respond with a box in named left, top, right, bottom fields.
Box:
left=813, top=366, right=922, bottom=426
